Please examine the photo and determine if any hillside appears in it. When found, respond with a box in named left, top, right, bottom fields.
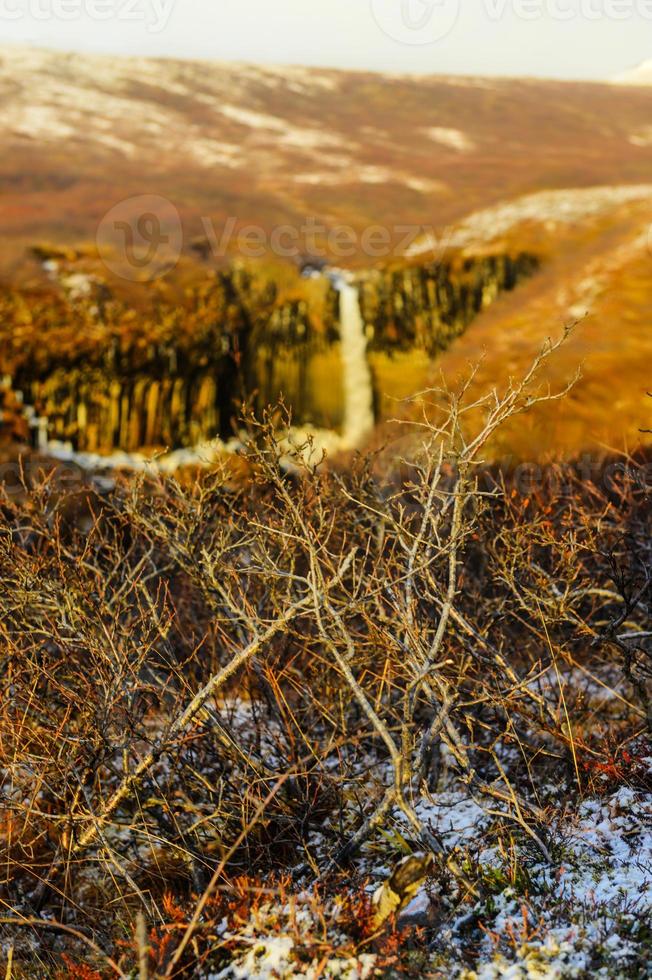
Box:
left=2, top=44, right=652, bottom=275
left=395, top=186, right=652, bottom=458
left=2, top=45, right=652, bottom=980
left=1, top=45, right=652, bottom=463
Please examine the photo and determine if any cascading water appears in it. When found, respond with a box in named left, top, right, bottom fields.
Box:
left=329, top=273, right=375, bottom=448
left=26, top=271, right=377, bottom=472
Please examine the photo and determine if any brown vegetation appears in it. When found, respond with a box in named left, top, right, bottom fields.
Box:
left=1, top=343, right=650, bottom=976
left=2, top=47, right=652, bottom=274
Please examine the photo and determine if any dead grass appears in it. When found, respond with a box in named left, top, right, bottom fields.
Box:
left=0, top=348, right=650, bottom=976
left=409, top=198, right=652, bottom=459
left=2, top=53, right=652, bottom=274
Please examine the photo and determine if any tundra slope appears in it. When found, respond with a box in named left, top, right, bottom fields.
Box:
left=1, top=44, right=652, bottom=270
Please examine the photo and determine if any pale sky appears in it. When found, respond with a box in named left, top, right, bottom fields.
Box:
left=0, top=0, right=650, bottom=79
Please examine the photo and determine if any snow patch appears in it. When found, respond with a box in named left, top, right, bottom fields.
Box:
left=6, top=104, right=75, bottom=140
left=407, top=184, right=652, bottom=256
left=424, top=126, right=475, bottom=152
left=218, top=104, right=345, bottom=150
left=612, top=58, right=652, bottom=85
left=629, top=126, right=652, bottom=147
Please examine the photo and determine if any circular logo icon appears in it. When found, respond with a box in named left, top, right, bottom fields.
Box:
left=97, top=195, right=182, bottom=282
left=370, top=0, right=460, bottom=45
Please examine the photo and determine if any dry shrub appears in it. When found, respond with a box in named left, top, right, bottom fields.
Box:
left=0, top=337, right=650, bottom=976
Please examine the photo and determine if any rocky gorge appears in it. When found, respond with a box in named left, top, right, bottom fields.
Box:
left=0, top=249, right=539, bottom=458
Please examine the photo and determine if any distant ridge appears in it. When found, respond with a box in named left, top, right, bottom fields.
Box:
left=1, top=44, right=652, bottom=270
left=613, top=59, right=652, bottom=85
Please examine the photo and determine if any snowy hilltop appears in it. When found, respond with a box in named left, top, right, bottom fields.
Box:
left=613, top=58, right=652, bottom=85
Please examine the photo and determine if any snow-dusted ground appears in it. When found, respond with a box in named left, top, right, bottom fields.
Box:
left=200, top=775, right=651, bottom=978
left=207, top=908, right=378, bottom=980
left=44, top=424, right=348, bottom=475
left=450, top=781, right=652, bottom=978
left=629, top=127, right=652, bottom=148
left=195, top=679, right=652, bottom=979
left=0, top=44, right=351, bottom=172
left=423, top=126, right=475, bottom=152
left=407, top=185, right=652, bottom=257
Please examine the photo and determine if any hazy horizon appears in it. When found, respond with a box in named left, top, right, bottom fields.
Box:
left=1, top=0, right=650, bottom=80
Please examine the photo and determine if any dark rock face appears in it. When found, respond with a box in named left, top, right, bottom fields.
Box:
left=360, top=252, right=539, bottom=355
left=7, top=268, right=339, bottom=453
left=2, top=252, right=538, bottom=454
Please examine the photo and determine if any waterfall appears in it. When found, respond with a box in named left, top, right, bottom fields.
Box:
left=333, top=277, right=375, bottom=448
left=27, top=273, right=377, bottom=473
